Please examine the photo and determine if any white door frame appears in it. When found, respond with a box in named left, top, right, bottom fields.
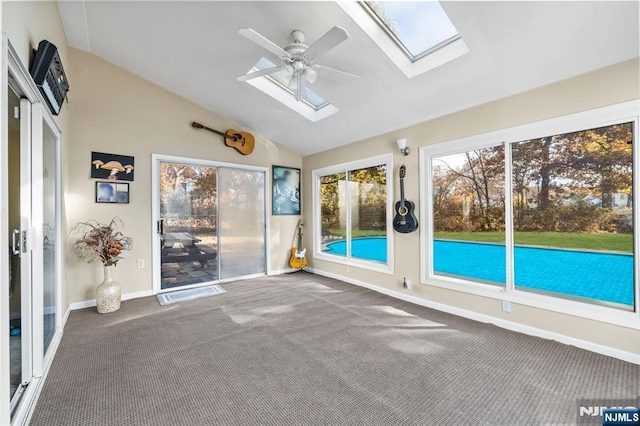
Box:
left=1, top=36, right=64, bottom=426
left=151, top=153, right=270, bottom=294
left=0, top=33, right=10, bottom=426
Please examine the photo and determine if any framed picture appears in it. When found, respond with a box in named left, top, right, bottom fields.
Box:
left=116, top=183, right=130, bottom=203
left=272, top=165, right=300, bottom=215
left=91, top=151, right=135, bottom=181
left=96, top=182, right=116, bottom=203
left=96, top=182, right=129, bottom=203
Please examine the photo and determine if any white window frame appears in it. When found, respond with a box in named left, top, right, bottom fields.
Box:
left=420, top=100, right=640, bottom=330
left=312, top=153, right=394, bottom=275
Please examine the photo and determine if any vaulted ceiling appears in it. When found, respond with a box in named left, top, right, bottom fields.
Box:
left=57, top=1, right=639, bottom=156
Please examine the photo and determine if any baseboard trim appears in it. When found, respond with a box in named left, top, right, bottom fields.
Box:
left=269, top=268, right=299, bottom=276
left=305, top=267, right=640, bottom=365
left=67, top=289, right=155, bottom=312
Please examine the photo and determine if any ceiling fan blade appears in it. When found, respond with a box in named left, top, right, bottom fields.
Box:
left=236, top=66, right=281, bottom=82
left=315, top=64, right=361, bottom=82
left=238, top=28, right=291, bottom=58
left=304, top=26, right=349, bottom=60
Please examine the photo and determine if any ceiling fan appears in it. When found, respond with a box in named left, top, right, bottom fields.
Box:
left=236, top=26, right=360, bottom=103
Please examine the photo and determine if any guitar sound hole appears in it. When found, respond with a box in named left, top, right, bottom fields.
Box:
left=398, top=206, right=408, bottom=216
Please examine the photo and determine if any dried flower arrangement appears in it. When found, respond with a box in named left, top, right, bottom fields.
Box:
left=70, top=217, right=133, bottom=267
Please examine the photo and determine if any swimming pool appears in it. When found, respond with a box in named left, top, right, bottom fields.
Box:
left=324, top=237, right=387, bottom=263
left=324, top=238, right=634, bottom=307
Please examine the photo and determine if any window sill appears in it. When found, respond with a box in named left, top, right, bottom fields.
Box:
left=420, top=275, right=640, bottom=330
left=314, top=252, right=394, bottom=276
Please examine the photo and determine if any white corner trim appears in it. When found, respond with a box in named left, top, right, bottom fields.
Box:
left=305, top=267, right=640, bottom=365
left=67, top=289, right=155, bottom=312
left=62, top=305, right=71, bottom=327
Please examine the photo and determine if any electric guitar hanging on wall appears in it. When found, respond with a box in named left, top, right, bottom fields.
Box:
left=393, top=165, right=418, bottom=233
left=191, top=121, right=255, bottom=155
left=289, top=221, right=307, bottom=269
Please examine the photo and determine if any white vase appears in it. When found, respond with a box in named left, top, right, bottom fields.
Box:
left=96, top=265, right=121, bottom=314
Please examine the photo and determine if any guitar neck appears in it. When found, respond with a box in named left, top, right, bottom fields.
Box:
left=399, top=177, right=406, bottom=207
left=193, top=122, right=235, bottom=141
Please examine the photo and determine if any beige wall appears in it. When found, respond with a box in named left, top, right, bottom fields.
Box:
left=303, top=58, right=640, bottom=355
left=65, top=48, right=302, bottom=303
left=3, top=1, right=72, bottom=309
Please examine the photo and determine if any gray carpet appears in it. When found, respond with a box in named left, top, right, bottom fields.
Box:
left=31, top=272, right=638, bottom=425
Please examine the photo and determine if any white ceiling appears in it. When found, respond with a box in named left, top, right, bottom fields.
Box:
left=57, top=1, right=639, bottom=156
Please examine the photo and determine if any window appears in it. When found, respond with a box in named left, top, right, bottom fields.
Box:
left=421, top=101, right=640, bottom=327
left=432, top=146, right=506, bottom=285
left=363, top=1, right=460, bottom=61
left=337, top=1, right=469, bottom=78
left=242, top=58, right=339, bottom=122
left=313, top=154, right=393, bottom=273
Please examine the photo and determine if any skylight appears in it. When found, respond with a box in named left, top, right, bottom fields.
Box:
left=254, top=58, right=329, bottom=110
left=243, top=57, right=339, bottom=122
left=337, top=1, right=468, bottom=78
left=362, top=1, right=460, bottom=61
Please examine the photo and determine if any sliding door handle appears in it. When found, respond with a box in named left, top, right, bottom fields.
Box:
left=12, top=229, right=20, bottom=256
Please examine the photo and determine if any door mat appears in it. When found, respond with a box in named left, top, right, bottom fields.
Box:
left=157, top=285, right=226, bottom=306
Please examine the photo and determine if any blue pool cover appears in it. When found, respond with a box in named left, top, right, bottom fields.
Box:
left=325, top=238, right=634, bottom=307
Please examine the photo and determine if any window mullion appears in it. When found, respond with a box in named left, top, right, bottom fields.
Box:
left=633, top=119, right=640, bottom=315
left=504, top=141, right=515, bottom=292
left=346, top=170, right=352, bottom=259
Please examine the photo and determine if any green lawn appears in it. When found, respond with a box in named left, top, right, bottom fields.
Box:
left=434, top=231, right=633, bottom=253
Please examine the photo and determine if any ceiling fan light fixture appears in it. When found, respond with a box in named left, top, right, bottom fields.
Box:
left=304, top=67, right=318, bottom=84
left=280, top=64, right=294, bottom=79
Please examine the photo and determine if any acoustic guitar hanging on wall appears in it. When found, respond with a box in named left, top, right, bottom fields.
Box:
left=393, top=165, right=418, bottom=233
left=191, top=121, right=255, bottom=155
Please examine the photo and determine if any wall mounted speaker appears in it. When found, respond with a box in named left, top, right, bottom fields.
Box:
left=30, top=40, right=69, bottom=116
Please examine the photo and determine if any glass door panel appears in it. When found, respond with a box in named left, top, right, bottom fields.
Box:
left=159, top=162, right=218, bottom=289
left=7, top=75, right=33, bottom=406
left=219, top=168, right=265, bottom=280
left=8, top=80, right=22, bottom=401
left=42, top=123, right=57, bottom=354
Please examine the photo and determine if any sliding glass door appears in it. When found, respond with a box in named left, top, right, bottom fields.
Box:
left=2, top=38, right=63, bottom=423
left=159, top=162, right=219, bottom=289
left=218, top=168, right=265, bottom=280
left=38, top=113, right=61, bottom=359
left=7, top=75, right=33, bottom=408
left=155, top=157, right=266, bottom=291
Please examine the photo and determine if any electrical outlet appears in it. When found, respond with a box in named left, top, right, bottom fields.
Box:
left=137, top=259, right=145, bottom=269
left=501, top=300, right=511, bottom=313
